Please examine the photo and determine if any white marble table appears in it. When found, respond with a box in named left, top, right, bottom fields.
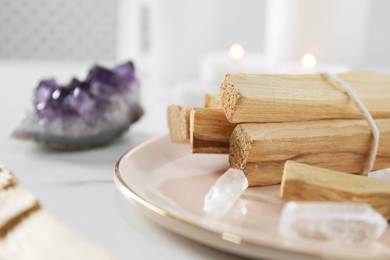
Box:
left=0, top=62, right=242, bottom=259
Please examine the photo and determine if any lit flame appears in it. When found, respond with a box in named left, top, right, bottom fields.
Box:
left=229, top=44, right=245, bottom=60
left=301, top=53, right=317, bottom=70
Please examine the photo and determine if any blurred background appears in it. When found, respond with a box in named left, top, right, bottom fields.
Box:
left=1, top=0, right=389, bottom=97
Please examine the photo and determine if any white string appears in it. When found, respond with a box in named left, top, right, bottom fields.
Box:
left=322, top=72, right=380, bottom=176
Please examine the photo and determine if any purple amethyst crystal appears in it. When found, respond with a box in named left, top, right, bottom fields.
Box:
left=34, top=79, right=58, bottom=107
left=114, top=61, right=137, bottom=90
left=67, top=88, right=95, bottom=118
left=12, top=61, right=143, bottom=149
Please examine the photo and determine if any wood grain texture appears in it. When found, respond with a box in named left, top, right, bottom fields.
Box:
left=0, top=167, right=113, bottom=260
left=281, top=160, right=390, bottom=220
left=0, top=185, right=39, bottom=235
left=220, top=72, right=390, bottom=123
left=190, top=107, right=236, bottom=153
left=167, top=105, right=191, bottom=143
left=229, top=118, right=390, bottom=186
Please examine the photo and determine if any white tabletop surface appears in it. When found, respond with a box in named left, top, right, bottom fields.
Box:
left=0, top=61, right=243, bottom=259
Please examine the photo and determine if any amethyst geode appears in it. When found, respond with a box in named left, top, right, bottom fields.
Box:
left=12, top=61, right=143, bottom=149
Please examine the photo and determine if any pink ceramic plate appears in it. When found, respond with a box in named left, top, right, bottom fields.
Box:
left=114, top=135, right=390, bottom=259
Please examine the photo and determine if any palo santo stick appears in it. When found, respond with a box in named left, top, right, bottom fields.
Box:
left=0, top=167, right=113, bottom=259
left=190, top=107, right=236, bottom=153
left=281, top=160, right=390, bottom=220
left=221, top=72, right=390, bottom=123
left=167, top=105, right=191, bottom=143
left=167, top=94, right=220, bottom=143
left=229, top=118, right=390, bottom=186
left=204, top=93, right=221, bottom=108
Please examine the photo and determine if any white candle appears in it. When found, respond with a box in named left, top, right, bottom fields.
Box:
left=277, top=52, right=350, bottom=74
left=119, top=0, right=222, bottom=84
left=265, top=0, right=371, bottom=69
left=200, top=44, right=268, bottom=88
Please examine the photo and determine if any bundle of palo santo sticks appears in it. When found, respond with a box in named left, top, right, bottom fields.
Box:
left=167, top=72, right=390, bottom=220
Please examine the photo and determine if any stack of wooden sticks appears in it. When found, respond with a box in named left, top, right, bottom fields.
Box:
left=167, top=72, right=390, bottom=219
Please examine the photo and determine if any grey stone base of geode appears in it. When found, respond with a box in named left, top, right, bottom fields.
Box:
left=13, top=103, right=144, bottom=150
left=33, top=123, right=131, bottom=150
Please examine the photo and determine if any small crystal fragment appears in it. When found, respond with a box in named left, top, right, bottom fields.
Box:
left=368, top=168, right=390, bottom=179
left=203, top=168, right=248, bottom=219
left=279, top=202, right=387, bottom=244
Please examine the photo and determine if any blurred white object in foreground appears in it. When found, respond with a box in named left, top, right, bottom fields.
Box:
left=279, top=202, right=387, bottom=244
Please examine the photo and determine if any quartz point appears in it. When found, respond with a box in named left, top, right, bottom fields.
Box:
left=203, top=168, right=248, bottom=219
left=279, top=202, right=388, bottom=244
left=368, top=168, right=390, bottom=179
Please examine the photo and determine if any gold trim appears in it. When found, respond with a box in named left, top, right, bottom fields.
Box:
left=222, top=232, right=242, bottom=245
left=113, top=136, right=327, bottom=259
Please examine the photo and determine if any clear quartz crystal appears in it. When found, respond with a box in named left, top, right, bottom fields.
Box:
left=368, top=168, right=390, bottom=179
left=203, top=168, right=248, bottom=219
left=279, top=202, right=387, bottom=244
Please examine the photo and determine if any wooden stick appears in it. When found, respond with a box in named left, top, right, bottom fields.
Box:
left=167, top=105, right=191, bottom=143
left=190, top=107, right=236, bottom=153
left=281, top=160, right=390, bottom=220
left=167, top=94, right=220, bottom=143
left=0, top=185, right=39, bottom=235
left=229, top=118, right=390, bottom=186
left=0, top=210, right=113, bottom=259
left=204, top=93, right=221, bottom=108
left=0, top=167, right=113, bottom=259
left=220, top=72, right=390, bottom=123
